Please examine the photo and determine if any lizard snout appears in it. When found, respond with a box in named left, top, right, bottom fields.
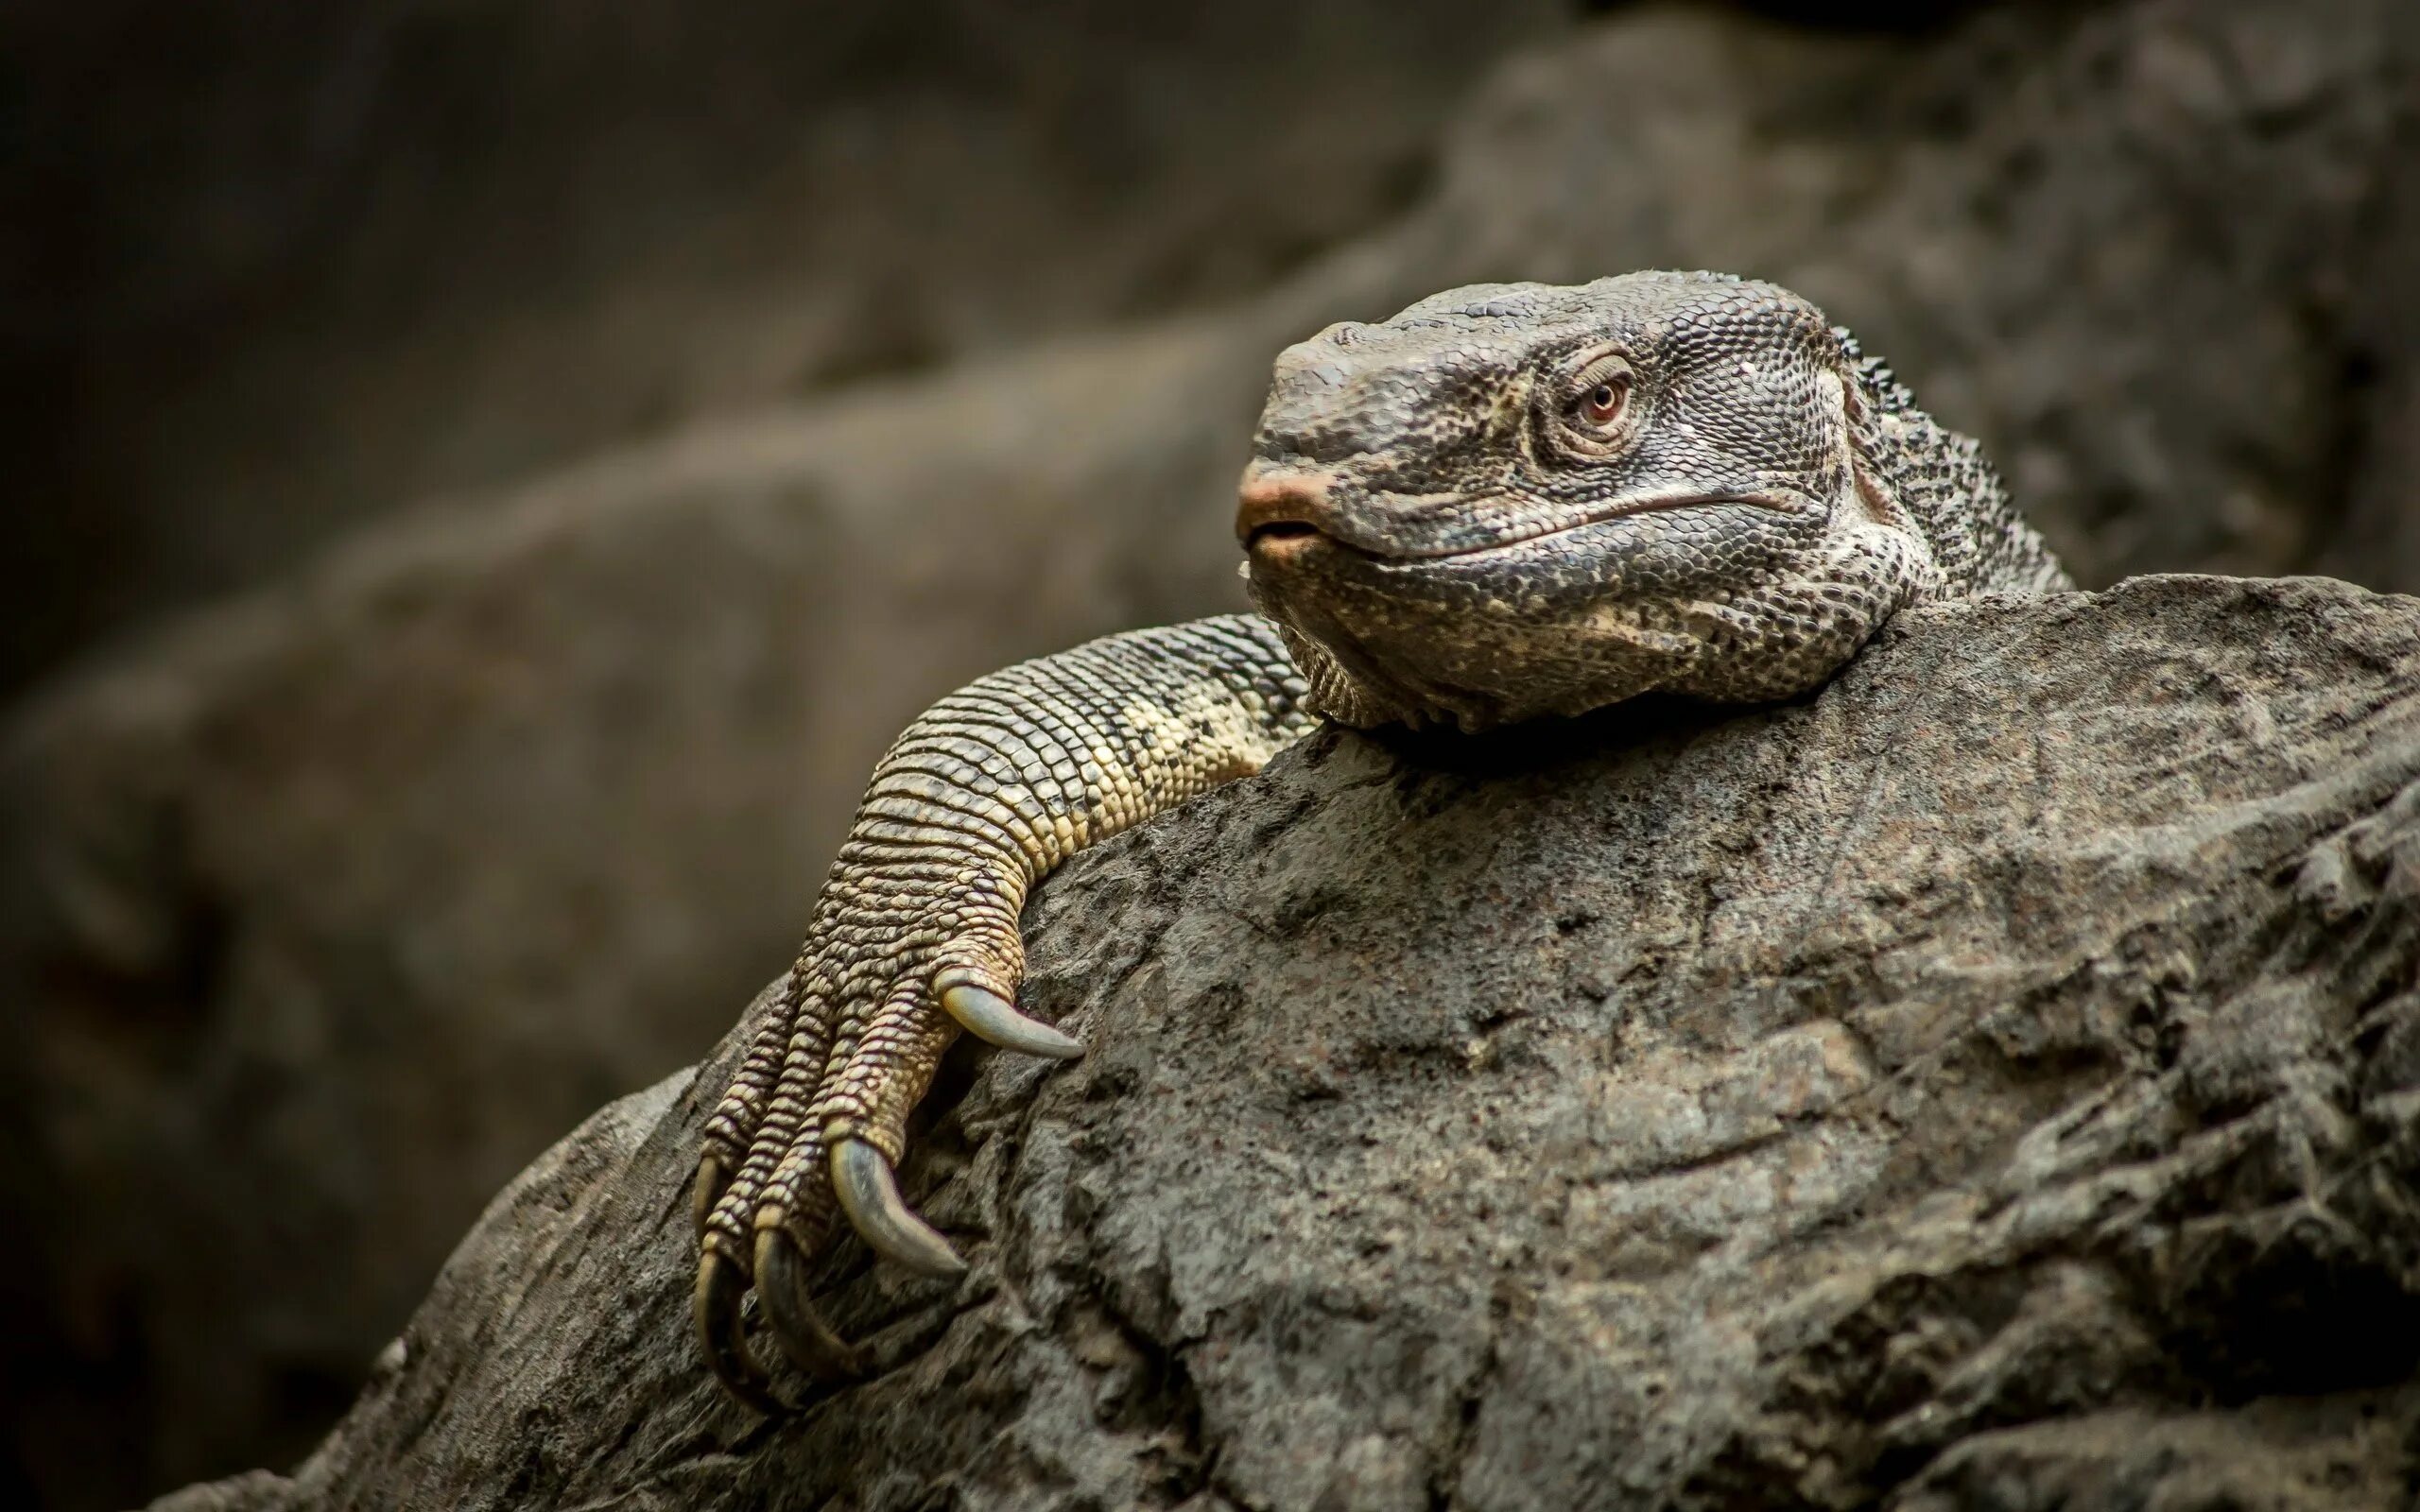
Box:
left=1236, top=468, right=1341, bottom=558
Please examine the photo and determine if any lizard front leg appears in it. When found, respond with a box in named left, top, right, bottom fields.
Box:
left=694, top=613, right=1311, bottom=1405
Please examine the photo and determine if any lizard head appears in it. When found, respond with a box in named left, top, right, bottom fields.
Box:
left=1237, top=269, right=1945, bottom=731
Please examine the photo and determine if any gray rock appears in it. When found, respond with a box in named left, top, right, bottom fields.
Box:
left=157, top=576, right=2420, bottom=1510
left=12, top=1, right=2420, bottom=1501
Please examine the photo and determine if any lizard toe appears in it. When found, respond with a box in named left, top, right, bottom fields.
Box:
left=753, top=1225, right=867, bottom=1381
left=691, top=1155, right=729, bottom=1241
left=694, top=1246, right=784, bottom=1416
left=832, top=1137, right=967, bottom=1278
left=935, top=968, right=1083, bottom=1058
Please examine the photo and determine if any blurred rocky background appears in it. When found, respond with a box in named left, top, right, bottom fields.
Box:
left=2, top=0, right=2414, bottom=1506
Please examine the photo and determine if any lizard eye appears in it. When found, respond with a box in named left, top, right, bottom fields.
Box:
left=1561, top=359, right=1633, bottom=441
left=1578, top=381, right=1627, bottom=428
left=1550, top=353, right=1636, bottom=455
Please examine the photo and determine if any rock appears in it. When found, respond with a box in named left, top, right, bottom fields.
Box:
left=155, top=576, right=2420, bottom=1510
left=12, top=0, right=2420, bottom=1502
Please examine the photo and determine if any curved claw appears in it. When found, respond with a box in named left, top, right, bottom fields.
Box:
left=691, top=1155, right=728, bottom=1240
left=694, top=1248, right=784, bottom=1415
left=753, top=1227, right=868, bottom=1382
left=937, top=974, right=1084, bottom=1059
left=832, top=1138, right=968, bottom=1278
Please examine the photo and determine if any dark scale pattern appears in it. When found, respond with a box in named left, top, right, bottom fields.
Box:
left=694, top=269, right=2069, bottom=1402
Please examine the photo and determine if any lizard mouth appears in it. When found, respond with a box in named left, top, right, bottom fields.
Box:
left=1243, top=519, right=1334, bottom=574
left=1380, top=490, right=1802, bottom=562
left=1243, top=519, right=1322, bottom=550
left=1245, top=490, right=1799, bottom=567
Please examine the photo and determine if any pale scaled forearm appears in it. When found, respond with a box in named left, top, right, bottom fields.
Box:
left=798, top=615, right=1312, bottom=1149
left=701, top=614, right=1309, bottom=1208
left=841, top=613, right=1314, bottom=908
left=691, top=615, right=1313, bottom=1400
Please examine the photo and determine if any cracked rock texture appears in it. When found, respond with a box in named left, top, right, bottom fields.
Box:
left=10, top=1, right=2420, bottom=1503
left=156, top=576, right=2420, bottom=1511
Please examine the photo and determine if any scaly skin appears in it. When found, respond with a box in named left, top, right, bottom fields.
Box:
left=693, top=270, right=2070, bottom=1405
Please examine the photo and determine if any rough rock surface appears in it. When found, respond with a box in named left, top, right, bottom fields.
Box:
left=10, top=1, right=2420, bottom=1502
left=155, top=576, right=2420, bottom=1510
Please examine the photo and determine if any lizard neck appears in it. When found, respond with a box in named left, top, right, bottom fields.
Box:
left=1843, top=342, right=2072, bottom=598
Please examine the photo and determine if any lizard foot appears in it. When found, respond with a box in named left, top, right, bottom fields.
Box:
left=681, top=614, right=1306, bottom=1405
left=692, top=896, right=1082, bottom=1408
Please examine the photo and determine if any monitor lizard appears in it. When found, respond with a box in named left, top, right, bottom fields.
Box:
left=690, top=269, right=2072, bottom=1407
